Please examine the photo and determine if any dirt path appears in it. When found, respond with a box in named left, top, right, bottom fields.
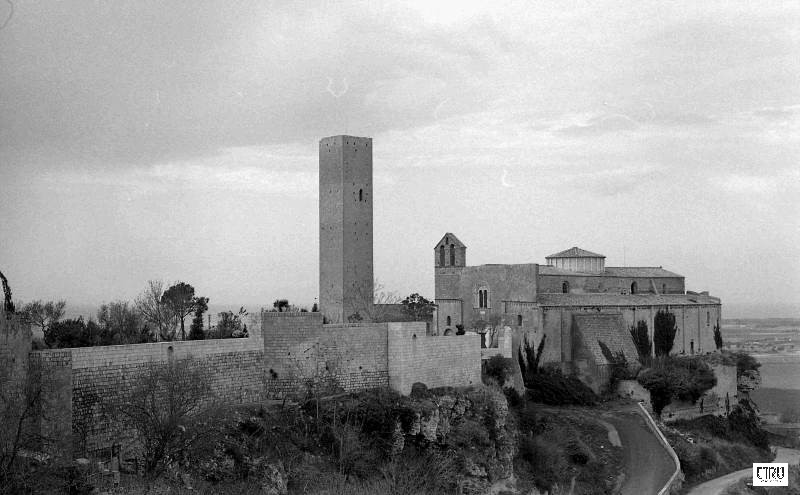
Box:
left=686, top=447, right=800, bottom=495
left=602, top=404, right=675, bottom=495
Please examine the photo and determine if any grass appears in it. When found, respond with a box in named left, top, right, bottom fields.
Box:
left=751, top=388, right=800, bottom=422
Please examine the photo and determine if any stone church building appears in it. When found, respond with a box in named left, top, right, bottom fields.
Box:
left=433, top=234, right=721, bottom=391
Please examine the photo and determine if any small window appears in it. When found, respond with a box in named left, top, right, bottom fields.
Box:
left=662, top=283, right=667, bottom=294
left=359, top=189, right=363, bottom=201
left=446, top=316, right=451, bottom=326
left=450, top=244, right=455, bottom=266
left=517, top=315, right=523, bottom=326
left=478, top=288, right=490, bottom=308
left=630, top=281, right=638, bottom=294
left=690, top=340, right=694, bottom=354
left=706, top=311, right=710, bottom=326
left=439, top=245, right=445, bottom=266
left=562, top=281, right=569, bottom=294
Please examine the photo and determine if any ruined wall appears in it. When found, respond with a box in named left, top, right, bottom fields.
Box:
left=387, top=322, right=481, bottom=395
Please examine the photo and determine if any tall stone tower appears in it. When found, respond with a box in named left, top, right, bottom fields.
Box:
left=319, top=135, right=374, bottom=323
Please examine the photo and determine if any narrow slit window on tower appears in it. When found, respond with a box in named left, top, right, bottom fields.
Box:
left=517, top=314, right=523, bottom=326
left=449, top=244, right=455, bottom=265
left=630, top=281, right=638, bottom=294
left=446, top=316, right=451, bottom=326
left=439, top=245, right=445, bottom=266
left=662, top=283, right=667, bottom=294
left=359, top=189, right=363, bottom=201
left=707, top=311, right=710, bottom=326
left=562, top=281, right=569, bottom=294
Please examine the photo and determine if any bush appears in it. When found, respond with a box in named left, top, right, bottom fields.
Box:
left=484, top=356, right=515, bottom=388
left=519, top=435, right=570, bottom=492
left=637, top=356, right=717, bottom=417
left=104, top=357, right=222, bottom=476
left=524, top=368, right=597, bottom=406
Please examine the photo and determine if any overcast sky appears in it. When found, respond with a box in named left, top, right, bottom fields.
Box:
left=1, top=0, right=798, bottom=316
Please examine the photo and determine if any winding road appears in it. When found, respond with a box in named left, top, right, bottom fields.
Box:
left=602, top=404, right=676, bottom=495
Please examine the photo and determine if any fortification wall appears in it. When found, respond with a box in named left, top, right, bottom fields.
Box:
left=387, top=322, right=481, bottom=395
left=32, top=336, right=264, bottom=456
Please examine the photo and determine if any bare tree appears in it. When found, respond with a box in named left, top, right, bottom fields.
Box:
left=135, top=280, right=177, bottom=341
left=19, top=300, right=65, bottom=337
left=97, top=301, right=146, bottom=344
left=348, top=278, right=401, bottom=323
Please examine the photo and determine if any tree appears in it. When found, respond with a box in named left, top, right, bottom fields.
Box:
left=136, top=280, right=177, bottom=341
left=713, top=321, right=723, bottom=350
left=400, top=293, right=435, bottom=322
left=212, top=307, right=248, bottom=339
left=188, top=297, right=209, bottom=341
left=44, top=317, right=105, bottom=348
left=629, top=320, right=652, bottom=361
left=637, top=357, right=717, bottom=417
left=0, top=268, right=14, bottom=314
left=161, top=282, right=199, bottom=340
left=653, top=310, right=678, bottom=357
left=518, top=333, right=547, bottom=381
left=97, top=301, right=145, bottom=345
left=1, top=359, right=53, bottom=488
left=311, top=302, right=319, bottom=312
left=20, top=300, right=66, bottom=337
left=272, top=299, right=290, bottom=312
left=104, top=358, right=219, bottom=476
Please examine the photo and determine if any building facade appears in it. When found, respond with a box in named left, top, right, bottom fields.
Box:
left=433, top=234, right=722, bottom=391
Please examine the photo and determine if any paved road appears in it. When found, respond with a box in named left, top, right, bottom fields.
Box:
left=603, top=405, right=675, bottom=495
left=686, top=447, right=800, bottom=495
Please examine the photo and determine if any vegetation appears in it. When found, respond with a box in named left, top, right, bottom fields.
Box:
left=161, top=282, right=204, bottom=341
left=400, top=293, right=435, bottom=321
left=188, top=297, right=209, bottom=340
left=723, top=465, right=800, bottom=495
left=97, top=300, right=149, bottom=345
left=211, top=307, right=248, bottom=339
left=628, top=319, right=651, bottom=361
left=104, top=357, right=221, bottom=476
left=135, top=280, right=178, bottom=341
left=713, top=321, right=723, bottom=350
left=19, top=299, right=66, bottom=336
left=44, top=317, right=106, bottom=348
left=637, top=356, right=717, bottom=417
left=484, top=355, right=514, bottom=387
left=653, top=310, right=677, bottom=356
left=597, top=341, right=632, bottom=394
left=665, top=402, right=773, bottom=487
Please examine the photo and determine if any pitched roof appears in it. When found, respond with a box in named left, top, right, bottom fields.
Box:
left=546, top=247, right=605, bottom=259
left=537, top=293, right=720, bottom=306
left=538, top=265, right=683, bottom=278
left=434, top=233, right=466, bottom=249
left=573, top=313, right=639, bottom=365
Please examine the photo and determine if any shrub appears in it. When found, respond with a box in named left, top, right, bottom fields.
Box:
left=104, top=357, right=222, bottom=476
left=637, top=357, right=717, bottom=417
left=484, top=356, right=515, bottom=388
left=524, top=368, right=597, bottom=406
left=629, top=320, right=652, bottom=361
left=519, top=435, right=570, bottom=492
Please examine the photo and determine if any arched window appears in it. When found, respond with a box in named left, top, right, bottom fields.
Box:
left=517, top=315, right=523, bottom=326
left=450, top=244, right=455, bottom=266
left=630, top=281, right=638, bottom=294
left=477, top=287, right=490, bottom=308
left=562, top=281, right=569, bottom=293
left=359, top=189, right=363, bottom=201
left=706, top=311, right=710, bottom=326
left=446, top=315, right=451, bottom=326
left=439, top=245, right=445, bottom=266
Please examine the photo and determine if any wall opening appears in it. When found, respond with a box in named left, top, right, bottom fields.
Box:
left=446, top=315, right=451, bottom=326
left=517, top=314, right=523, bottom=326
left=450, top=244, right=455, bottom=266
left=690, top=340, right=694, bottom=354
left=359, top=189, right=363, bottom=201
left=630, top=281, right=638, bottom=294
left=439, top=245, right=445, bottom=267
left=662, top=283, right=667, bottom=294
left=562, top=281, right=569, bottom=293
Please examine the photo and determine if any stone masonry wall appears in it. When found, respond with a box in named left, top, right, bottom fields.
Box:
left=262, top=312, right=389, bottom=398
left=387, top=322, right=482, bottom=395
left=32, top=336, right=264, bottom=456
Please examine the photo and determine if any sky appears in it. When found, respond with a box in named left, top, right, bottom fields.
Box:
left=1, top=0, right=798, bottom=317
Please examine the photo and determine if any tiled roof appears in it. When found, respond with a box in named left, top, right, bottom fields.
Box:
left=546, top=247, right=605, bottom=259
left=537, top=293, right=720, bottom=307
left=538, top=265, right=683, bottom=278
left=573, top=314, right=639, bottom=365
left=434, top=233, right=466, bottom=249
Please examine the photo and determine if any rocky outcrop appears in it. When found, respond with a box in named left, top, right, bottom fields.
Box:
left=394, top=386, right=515, bottom=495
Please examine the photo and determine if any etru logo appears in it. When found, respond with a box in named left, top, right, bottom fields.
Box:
left=752, top=462, right=788, bottom=486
